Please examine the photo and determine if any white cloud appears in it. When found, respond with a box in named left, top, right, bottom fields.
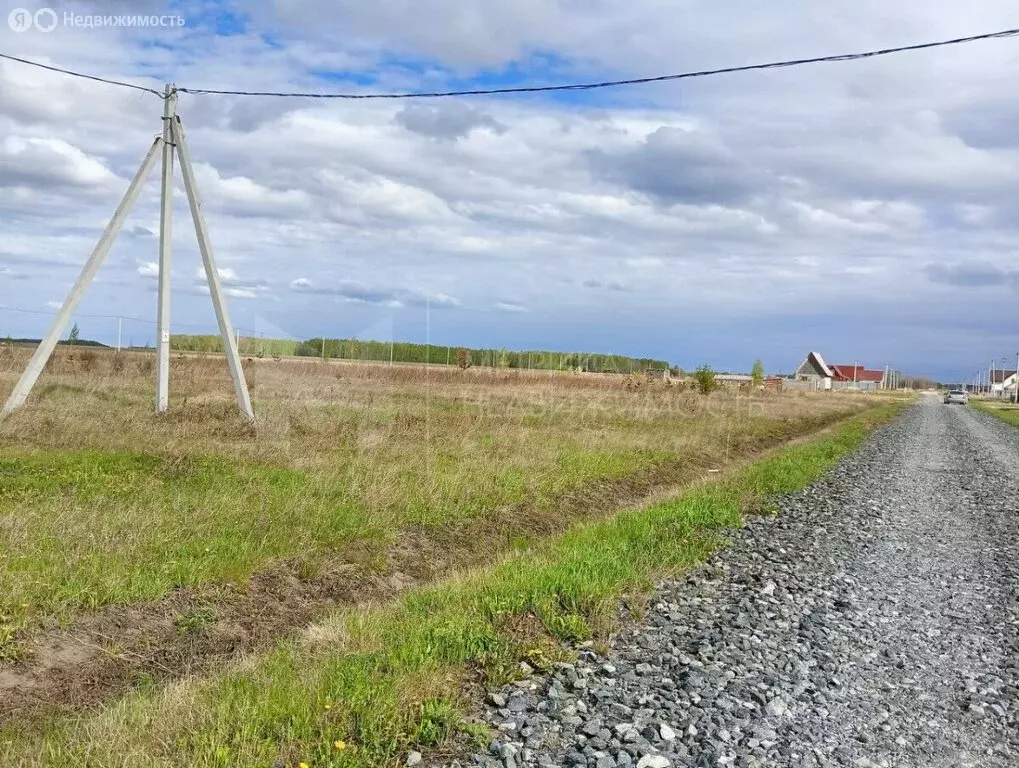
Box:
left=224, top=287, right=259, bottom=299
left=136, top=261, right=160, bottom=279
left=495, top=301, right=528, bottom=313
left=191, top=162, right=314, bottom=218
left=194, top=265, right=241, bottom=283
left=428, top=293, right=461, bottom=308
left=626, top=257, right=663, bottom=269
left=1, top=136, right=119, bottom=189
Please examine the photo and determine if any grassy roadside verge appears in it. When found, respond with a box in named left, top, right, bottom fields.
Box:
left=0, top=402, right=905, bottom=767
left=970, top=398, right=1019, bottom=427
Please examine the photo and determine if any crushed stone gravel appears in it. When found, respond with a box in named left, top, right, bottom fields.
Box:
left=449, top=397, right=1019, bottom=768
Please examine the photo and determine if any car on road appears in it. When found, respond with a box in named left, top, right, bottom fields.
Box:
left=943, top=389, right=968, bottom=405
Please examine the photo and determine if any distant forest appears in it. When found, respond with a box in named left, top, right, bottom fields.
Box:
left=3, top=337, right=109, bottom=348
left=170, top=334, right=671, bottom=373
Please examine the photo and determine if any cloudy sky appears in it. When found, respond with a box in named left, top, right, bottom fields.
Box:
left=2, top=1, right=1019, bottom=380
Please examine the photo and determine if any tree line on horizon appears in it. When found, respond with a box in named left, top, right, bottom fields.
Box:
left=169, top=334, right=671, bottom=373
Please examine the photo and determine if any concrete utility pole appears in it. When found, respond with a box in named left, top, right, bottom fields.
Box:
left=155, top=84, right=177, bottom=413
left=1, top=84, right=253, bottom=421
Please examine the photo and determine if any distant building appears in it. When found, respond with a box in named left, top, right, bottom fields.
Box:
left=715, top=373, right=754, bottom=388
left=791, top=351, right=835, bottom=390
left=829, top=364, right=886, bottom=391
left=991, top=370, right=1018, bottom=398
left=789, top=352, right=888, bottom=391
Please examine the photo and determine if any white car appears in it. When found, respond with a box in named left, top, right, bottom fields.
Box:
left=943, top=390, right=968, bottom=405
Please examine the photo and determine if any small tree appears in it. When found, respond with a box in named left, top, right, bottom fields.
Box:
left=693, top=364, right=718, bottom=395
left=498, top=348, right=509, bottom=369
left=455, top=348, right=472, bottom=370
left=68, top=323, right=80, bottom=344
left=751, top=359, right=765, bottom=386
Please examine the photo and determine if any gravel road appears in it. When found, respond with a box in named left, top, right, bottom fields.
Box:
left=458, top=397, right=1019, bottom=768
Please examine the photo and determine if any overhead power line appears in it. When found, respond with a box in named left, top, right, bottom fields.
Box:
left=0, top=304, right=230, bottom=331
left=178, top=28, right=1019, bottom=99
left=0, top=52, right=162, bottom=95
left=2, top=27, right=1019, bottom=100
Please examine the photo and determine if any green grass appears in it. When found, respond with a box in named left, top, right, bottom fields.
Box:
left=971, top=399, right=1019, bottom=428
left=0, top=403, right=903, bottom=768
left=0, top=441, right=676, bottom=631
left=0, top=451, right=377, bottom=619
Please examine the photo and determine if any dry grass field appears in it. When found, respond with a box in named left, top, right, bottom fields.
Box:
left=0, top=345, right=905, bottom=766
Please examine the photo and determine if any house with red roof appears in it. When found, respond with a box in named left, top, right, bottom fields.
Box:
left=829, top=364, right=886, bottom=388
left=791, top=352, right=887, bottom=391
left=990, top=369, right=1018, bottom=398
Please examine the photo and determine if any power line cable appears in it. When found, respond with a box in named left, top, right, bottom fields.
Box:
left=179, top=27, right=1019, bottom=99
left=0, top=52, right=163, bottom=96
left=3, top=27, right=1019, bottom=100
left=0, top=303, right=130, bottom=321
left=0, top=303, right=232, bottom=330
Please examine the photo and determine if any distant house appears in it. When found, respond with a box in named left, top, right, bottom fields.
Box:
left=789, top=352, right=887, bottom=391
left=791, top=351, right=835, bottom=390
left=991, top=370, right=1018, bottom=397
left=830, top=364, right=886, bottom=391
